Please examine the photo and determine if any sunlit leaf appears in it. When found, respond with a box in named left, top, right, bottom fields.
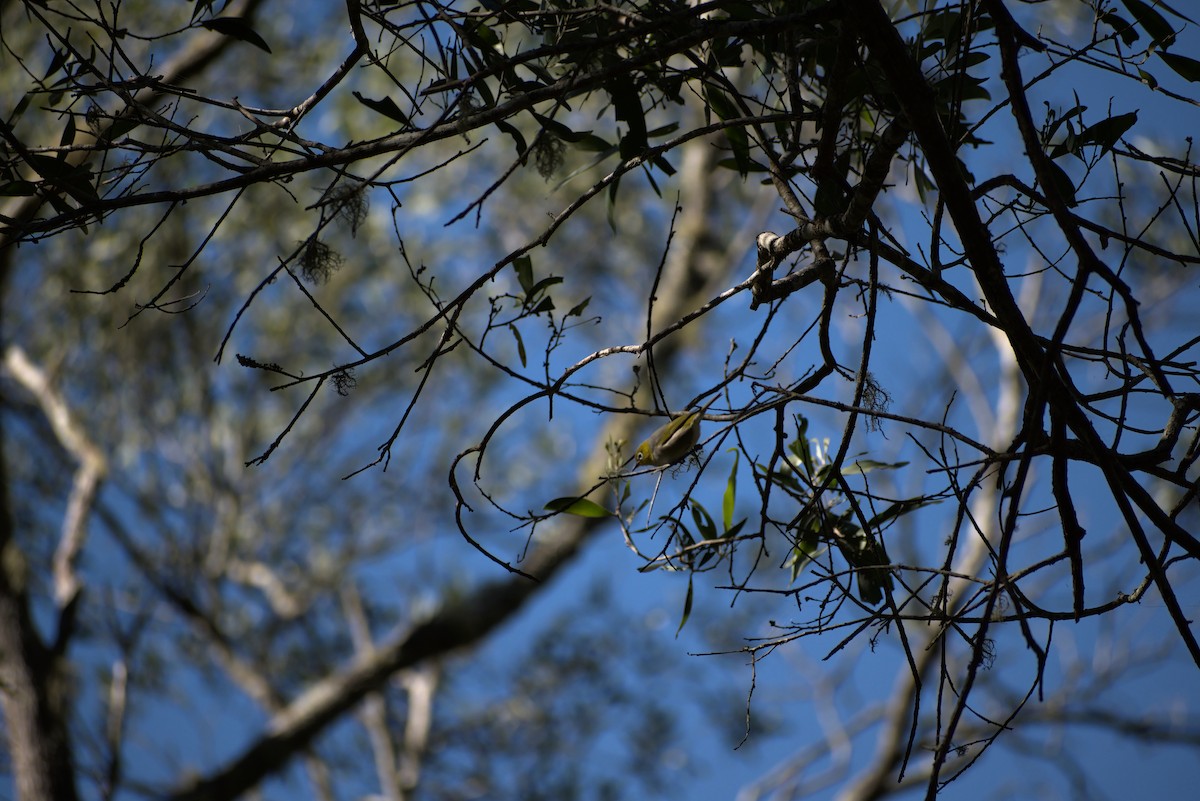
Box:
left=543, top=497, right=612, bottom=518
left=723, top=452, right=739, bottom=532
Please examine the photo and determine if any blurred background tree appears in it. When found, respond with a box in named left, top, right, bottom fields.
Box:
left=1, top=1, right=1198, bottom=801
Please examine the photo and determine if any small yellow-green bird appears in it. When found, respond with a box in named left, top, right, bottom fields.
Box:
left=633, top=401, right=714, bottom=467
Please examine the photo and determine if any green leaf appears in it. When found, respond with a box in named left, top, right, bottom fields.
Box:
left=531, top=112, right=593, bottom=142
left=1151, top=0, right=1198, bottom=24
left=471, top=75, right=496, bottom=109
left=643, top=162, right=662, bottom=198
left=949, top=52, right=990, bottom=70
left=757, top=459, right=804, bottom=496
left=922, top=7, right=963, bottom=44
left=199, top=17, right=272, bottom=52
left=1158, top=51, right=1200, bottom=82
left=513, top=255, right=533, bottom=293
left=1077, top=111, right=1138, bottom=151
left=1045, top=103, right=1086, bottom=144
left=59, top=114, right=76, bottom=148
left=700, top=82, right=744, bottom=173
left=691, top=501, right=718, bottom=541
left=785, top=535, right=822, bottom=583
left=565, top=297, right=591, bottom=318
left=1099, top=10, right=1140, bottom=44
left=352, top=92, right=410, bottom=127
left=842, top=459, right=909, bottom=476
left=544, top=497, right=611, bottom=518
left=715, top=157, right=766, bottom=173
left=9, top=92, right=31, bottom=124
left=1042, top=160, right=1079, bottom=207
left=651, top=154, right=676, bottom=177
left=495, top=119, right=527, bottom=157
left=508, top=323, right=526, bottom=367
left=717, top=100, right=751, bottom=175
left=26, top=155, right=98, bottom=203
left=1122, top=0, right=1176, bottom=48
left=570, top=134, right=614, bottom=153
left=647, top=122, right=680, bottom=139
left=42, top=47, right=69, bottom=81
left=96, top=114, right=142, bottom=143
left=675, top=575, right=694, bottom=637
left=723, top=452, right=738, bottom=532
left=865, top=496, right=941, bottom=530
left=526, top=275, right=563, bottom=294
left=606, top=174, right=621, bottom=232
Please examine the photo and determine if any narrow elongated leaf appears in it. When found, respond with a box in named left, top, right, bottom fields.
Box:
left=1043, top=160, right=1079, bottom=206
left=691, top=501, right=717, bottom=540
left=508, top=323, right=526, bottom=367
left=675, top=575, right=694, bottom=637
left=843, top=459, right=909, bottom=475
left=513, top=255, right=533, bottom=293
left=723, top=453, right=739, bottom=532
left=1158, top=51, right=1200, bottom=82
left=1151, top=0, right=1197, bottom=23
left=865, top=496, right=941, bottom=529
left=199, top=17, right=272, bottom=52
left=544, top=497, right=611, bottom=518
left=565, top=297, right=591, bottom=318
left=571, top=134, right=614, bottom=153
left=495, top=119, right=528, bottom=157
left=352, top=92, right=410, bottom=126
left=1099, top=10, right=1140, bottom=44
left=531, top=112, right=593, bottom=142
left=525, top=275, right=563, bottom=297
left=1122, top=0, right=1176, bottom=48
left=1077, top=111, right=1138, bottom=151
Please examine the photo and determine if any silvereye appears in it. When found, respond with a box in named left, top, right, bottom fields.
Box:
left=633, top=404, right=709, bottom=467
